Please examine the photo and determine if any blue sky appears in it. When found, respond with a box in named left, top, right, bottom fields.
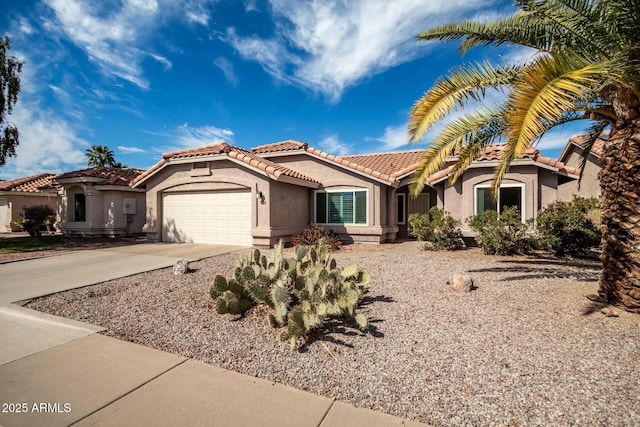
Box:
left=1, top=0, right=589, bottom=179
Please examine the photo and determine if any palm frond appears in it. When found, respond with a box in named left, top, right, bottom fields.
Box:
left=494, top=54, right=622, bottom=191
left=408, top=61, right=521, bottom=142
left=409, top=107, right=507, bottom=196
left=576, top=121, right=610, bottom=187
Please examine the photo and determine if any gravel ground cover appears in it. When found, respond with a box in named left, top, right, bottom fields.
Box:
left=28, top=247, right=640, bottom=426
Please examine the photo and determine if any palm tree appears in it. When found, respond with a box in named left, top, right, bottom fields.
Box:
left=408, top=0, right=640, bottom=312
left=85, top=145, right=116, bottom=167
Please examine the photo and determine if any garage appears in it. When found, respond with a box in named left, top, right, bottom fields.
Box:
left=162, top=191, right=252, bottom=245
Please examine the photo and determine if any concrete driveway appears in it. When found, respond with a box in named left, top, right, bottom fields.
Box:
left=0, top=242, right=245, bottom=365
left=0, top=242, right=246, bottom=303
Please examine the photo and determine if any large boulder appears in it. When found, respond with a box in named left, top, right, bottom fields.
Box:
left=173, top=258, right=191, bottom=275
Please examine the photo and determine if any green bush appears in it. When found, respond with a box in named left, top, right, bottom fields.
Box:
left=210, top=240, right=370, bottom=349
left=19, top=205, right=56, bottom=237
left=536, top=197, right=601, bottom=257
left=467, top=207, right=534, bottom=255
left=408, top=207, right=465, bottom=250
left=291, top=223, right=341, bottom=251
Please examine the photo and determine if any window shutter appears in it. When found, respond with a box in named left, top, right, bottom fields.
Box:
left=316, top=193, right=327, bottom=223
left=355, top=191, right=366, bottom=224
left=342, top=192, right=354, bottom=223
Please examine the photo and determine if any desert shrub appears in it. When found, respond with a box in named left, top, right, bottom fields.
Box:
left=210, top=240, right=369, bottom=349
left=408, top=207, right=465, bottom=250
left=467, top=206, right=534, bottom=255
left=536, top=197, right=601, bottom=257
left=291, top=223, right=341, bottom=251
left=20, top=205, right=55, bottom=237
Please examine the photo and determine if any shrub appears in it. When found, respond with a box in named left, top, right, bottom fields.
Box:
left=19, top=205, right=56, bottom=237
left=291, top=223, right=341, bottom=251
left=536, top=197, right=601, bottom=257
left=210, top=240, right=370, bottom=349
left=467, top=207, right=534, bottom=255
left=408, top=207, right=465, bottom=250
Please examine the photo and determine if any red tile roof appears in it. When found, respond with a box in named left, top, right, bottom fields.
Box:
left=564, top=133, right=606, bottom=159
left=251, top=140, right=308, bottom=154
left=0, top=173, right=56, bottom=193
left=132, top=143, right=319, bottom=186
left=427, top=143, right=580, bottom=183
left=253, top=140, right=580, bottom=186
left=54, top=167, right=146, bottom=187
left=339, top=150, right=425, bottom=179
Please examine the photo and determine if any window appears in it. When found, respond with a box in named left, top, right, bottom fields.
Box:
left=316, top=190, right=367, bottom=225
left=475, top=184, right=524, bottom=220
left=396, top=194, right=405, bottom=224
left=74, top=193, right=86, bottom=222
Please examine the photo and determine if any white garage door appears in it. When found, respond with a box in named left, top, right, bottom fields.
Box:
left=162, top=192, right=252, bottom=245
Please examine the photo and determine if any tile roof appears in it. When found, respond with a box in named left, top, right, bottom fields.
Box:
left=339, top=150, right=425, bottom=179
left=254, top=140, right=581, bottom=186
left=54, top=167, right=146, bottom=187
left=254, top=140, right=411, bottom=184
left=565, top=133, right=606, bottom=158
left=0, top=173, right=56, bottom=193
left=427, top=143, right=580, bottom=183
left=251, top=140, right=308, bottom=154
left=132, top=143, right=319, bottom=186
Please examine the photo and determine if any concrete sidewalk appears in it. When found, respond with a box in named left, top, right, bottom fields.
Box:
left=0, top=334, right=424, bottom=426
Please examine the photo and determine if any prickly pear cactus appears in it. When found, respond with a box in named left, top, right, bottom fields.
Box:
left=209, top=239, right=371, bottom=349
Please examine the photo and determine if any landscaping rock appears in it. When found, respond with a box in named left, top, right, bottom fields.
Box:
left=601, top=307, right=619, bottom=317
left=173, top=258, right=191, bottom=275
left=450, top=273, right=474, bottom=292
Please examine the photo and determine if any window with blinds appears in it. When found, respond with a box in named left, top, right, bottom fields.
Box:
left=316, top=190, right=367, bottom=225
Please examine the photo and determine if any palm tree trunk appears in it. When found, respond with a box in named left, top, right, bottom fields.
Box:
left=598, top=118, right=640, bottom=312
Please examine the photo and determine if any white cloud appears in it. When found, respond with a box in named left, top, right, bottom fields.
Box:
left=213, top=57, right=238, bottom=86
left=149, top=53, right=172, bottom=70
left=1, top=104, right=87, bottom=179
left=150, top=124, right=235, bottom=151
left=18, top=17, right=35, bottom=35
left=118, top=145, right=147, bottom=154
left=318, top=135, right=353, bottom=156
left=227, top=0, right=491, bottom=101
left=366, top=124, right=410, bottom=151
left=41, top=0, right=171, bottom=88
left=186, top=10, right=210, bottom=26
left=244, top=0, right=259, bottom=12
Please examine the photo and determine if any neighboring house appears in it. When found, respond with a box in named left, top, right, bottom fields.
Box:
left=134, top=136, right=600, bottom=247
left=557, top=134, right=605, bottom=201
left=53, top=167, right=146, bottom=237
left=0, top=173, right=59, bottom=232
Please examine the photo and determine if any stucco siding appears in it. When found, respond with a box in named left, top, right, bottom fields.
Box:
left=558, top=147, right=601, bottom=201
left=268, top=155, right=396, bottom=243
left=0, top=194, right=60, bottom=232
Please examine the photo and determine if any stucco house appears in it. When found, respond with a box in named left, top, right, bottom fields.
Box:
left=0, top=173, right=59, bottom=232
left=557, top=134, right=604, bottom=201
left=133, top=137, right=597, bottom=247
left=53, top=167, right=146, bottom=237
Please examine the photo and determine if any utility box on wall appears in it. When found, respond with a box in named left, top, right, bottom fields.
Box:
left=123, top=198, right=136, bottom=215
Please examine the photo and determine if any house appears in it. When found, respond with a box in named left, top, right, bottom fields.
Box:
left=133, top=136, right=599, bottom=247
left=0, top=173, right=59, bottom=232
left=557, top=134, right=604, bottom=201
left=419, top=143, right=585, bottom=235
left=53, top=167, right=146, bottom=237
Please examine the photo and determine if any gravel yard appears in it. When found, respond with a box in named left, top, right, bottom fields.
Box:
left=28, top=247, right=640, bottom=426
